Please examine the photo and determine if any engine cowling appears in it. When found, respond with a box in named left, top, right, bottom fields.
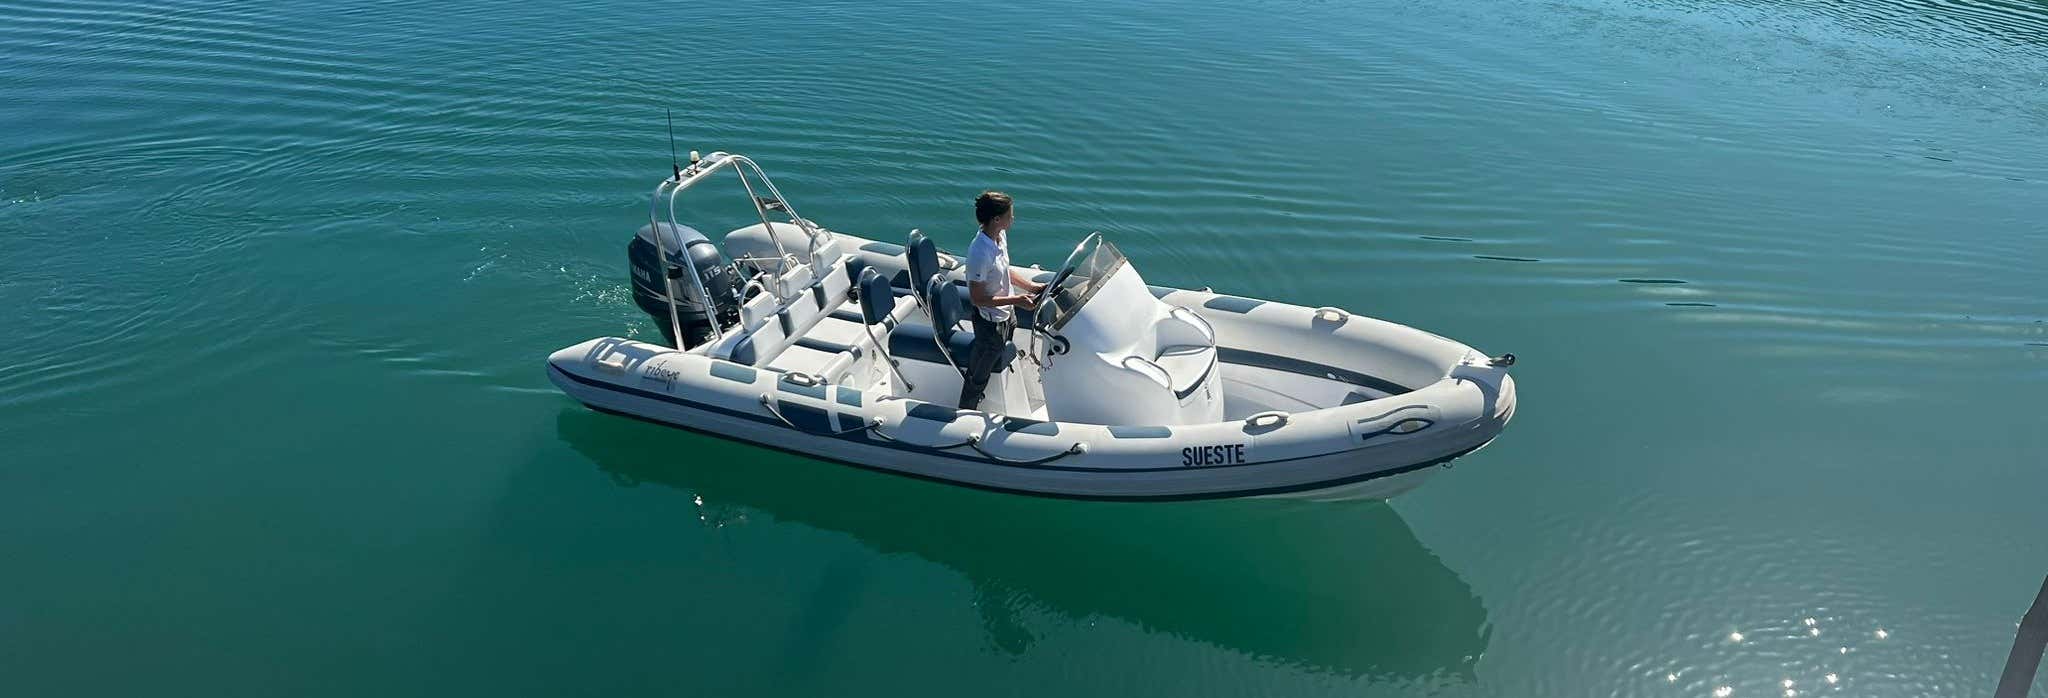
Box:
left=628, top=222, right=741, bottom=348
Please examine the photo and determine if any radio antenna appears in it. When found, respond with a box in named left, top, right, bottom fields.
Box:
left=666, top=108, right=681, bottom=180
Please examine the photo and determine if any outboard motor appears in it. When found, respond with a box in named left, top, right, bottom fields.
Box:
left=628, top=222, right=742, bottom=348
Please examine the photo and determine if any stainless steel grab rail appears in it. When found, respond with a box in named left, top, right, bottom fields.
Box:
left=642, top=151, right=835, bottom=350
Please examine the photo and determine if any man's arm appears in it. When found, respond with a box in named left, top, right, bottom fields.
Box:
left=971, top=276, right=1037, bottom=310
left=1009, top=267, right=1045, bottom=294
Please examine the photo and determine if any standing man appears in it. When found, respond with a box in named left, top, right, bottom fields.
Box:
left=960, top=190, right=1043, bottom=410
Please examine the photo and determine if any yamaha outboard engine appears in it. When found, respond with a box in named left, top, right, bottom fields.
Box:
left=629, top=222, right=742, bottom=348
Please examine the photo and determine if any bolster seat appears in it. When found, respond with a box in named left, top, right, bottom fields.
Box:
left=891, top=273, right=1015, bottom=372
left=888, top=323, right=993, bottom=368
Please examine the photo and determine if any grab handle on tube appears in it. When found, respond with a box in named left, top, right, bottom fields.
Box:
left=1245, top=411, right=1289, bottom=429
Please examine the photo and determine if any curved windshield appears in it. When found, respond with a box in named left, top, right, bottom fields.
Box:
left=1045, top=237, right=1126, bottom=330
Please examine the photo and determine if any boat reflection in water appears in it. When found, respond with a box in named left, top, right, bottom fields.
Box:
left=556, top=409, right=1490, bottom=680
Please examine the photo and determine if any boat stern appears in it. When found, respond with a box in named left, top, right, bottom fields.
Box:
left=546, top=337, right=676, bottom=400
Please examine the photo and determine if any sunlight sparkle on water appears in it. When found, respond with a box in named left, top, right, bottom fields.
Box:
left=1875, top=629, right=1889, bottom=639
left=1715, top=687, right=1733, bottom=698
left=1825, top=673, right=1839, bottom=685
left=1729, top=631, right=1745, bottom=642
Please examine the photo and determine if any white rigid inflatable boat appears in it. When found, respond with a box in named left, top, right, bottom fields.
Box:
left=547, top=151, right=1518, bottom=501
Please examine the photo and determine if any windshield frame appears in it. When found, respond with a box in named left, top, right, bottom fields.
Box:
left=1045, top=238, right=1128, bottom=331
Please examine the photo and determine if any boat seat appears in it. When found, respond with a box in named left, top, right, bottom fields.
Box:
left=907, top=280, right=986, bottom=318
left=805, top=264, right=918, bottom=380
left=888, top=323, right=984, bottom=368
left=794, top=336, right=860, bottom=357
left=766, top=344, right=837, bottom=377
left=842, top=257, right=911, bottom=298
left=858, top=267, right=913, bottom=330
left=736, top=282, right=781, bottom=333
left=830, top=302, right=904, bottom=330
left=723, top=254, right=855, bottom=367
left=805, top=314, right=870, bottom=348
left=906, top=231, right=940, bottom=310
left=898, top=234, right=1038, bottom=331
left=890, top=274, right=1013, bottom=372
left=799, top=267, right=917, bottom=385
left=887, top=326, right=1016, bottom=371
left=774, top=260, right=816, bottom=301
left=725, top=307, right=791, bottom=366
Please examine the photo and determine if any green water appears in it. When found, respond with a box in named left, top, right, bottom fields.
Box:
left=4, top=0, right=2046, bottom=694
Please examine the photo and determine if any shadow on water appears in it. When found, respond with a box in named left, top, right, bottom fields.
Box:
left=554, top=408, right=1490, bottom=680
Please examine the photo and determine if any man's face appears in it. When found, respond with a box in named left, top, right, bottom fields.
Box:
left=993, top=208, right=1015, bottom=233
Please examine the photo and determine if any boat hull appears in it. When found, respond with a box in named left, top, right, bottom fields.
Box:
left=547, top=338, right=1513, bottom=501
left=552, top=221, right=1516, bottom=501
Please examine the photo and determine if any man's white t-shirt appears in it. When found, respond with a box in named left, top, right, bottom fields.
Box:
left=965, top=229, right=1012, bottom=322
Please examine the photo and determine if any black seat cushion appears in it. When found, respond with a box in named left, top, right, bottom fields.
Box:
left=729, top=333, right=760, bottom=365
left=889, top=321, right=1013, bottom=372
left=920, top=279, right=1040, bottom=330
left=843, top=256, right=870, bottom=289
left=907, top=231, right=939, bottom=304
left=858, top=267, right=894, bottom=325
left=926, top=274, right=960, bottom=341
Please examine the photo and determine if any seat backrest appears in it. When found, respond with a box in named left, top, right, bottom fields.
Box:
left=859, top=267, right=894, bottom=326
left=721, top=259, right=853, bottom=367
left=906, top=231, right=939, bottom=303
left=736, top=282, right=780, bottom=332
left=773, top=260, right=815, bottom=301
left=842, top=256, right=870, bottom=291
left=926, top=274, right=959, bottom=342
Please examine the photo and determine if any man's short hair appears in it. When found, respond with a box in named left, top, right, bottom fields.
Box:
left=975, top=191, right=1013, bottom=226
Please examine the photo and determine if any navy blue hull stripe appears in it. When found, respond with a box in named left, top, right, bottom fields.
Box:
left=578, top=402, right=1476, bottom=502
left=549, top=365, right=1470, bottom=478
